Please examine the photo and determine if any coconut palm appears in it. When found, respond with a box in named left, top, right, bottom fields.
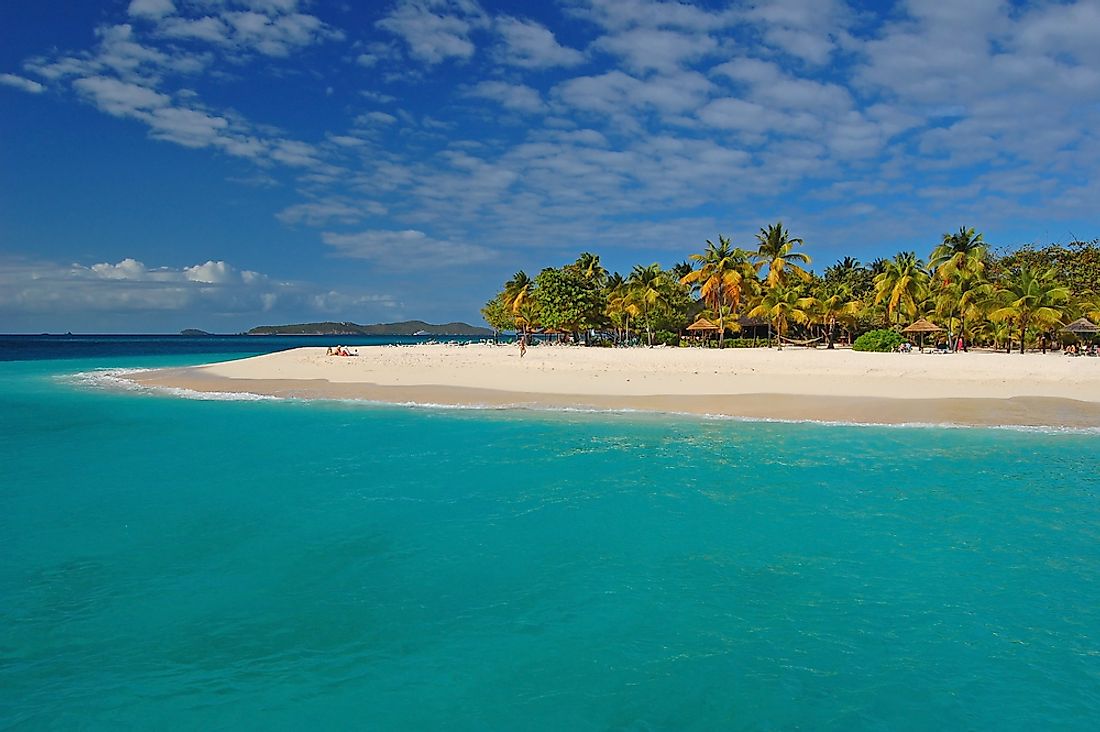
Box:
left=503, top=270, right=534, bottom=314
left=671, top=260, right=694, bottom=281
left=809, top=283, right=862, bottom=348
left=571, top=252, right=608, bottom=287
left=628, top=263, right=666, bottom=347
left=931, top=226, right=988, bottom=278
left=605, top=276, right=637, bottom=345
left=681, top=235, right=754, bottom=347
left=751, top=221, right=812, bottom=287
left=989, top=266, right=1070, bottom=353
left=873, top=252, right=930, bottom=325
left=748, top=284, right=814, bottom=349
left=824, top=256, right=862, bottom=282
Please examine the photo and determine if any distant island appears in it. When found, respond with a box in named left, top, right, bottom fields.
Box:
left=180, top=329, right=213, bottom=336
left=246, top=320, right=493, bottom=336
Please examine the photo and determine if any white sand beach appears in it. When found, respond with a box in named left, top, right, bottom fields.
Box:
left=127, top=344, right=1100, bottom=428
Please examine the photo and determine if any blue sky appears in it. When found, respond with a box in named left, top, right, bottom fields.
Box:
left=1, top=0, right=1098, bottom=333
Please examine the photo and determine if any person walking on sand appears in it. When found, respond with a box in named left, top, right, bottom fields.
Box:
left=519, top=334, right=527, bottom=358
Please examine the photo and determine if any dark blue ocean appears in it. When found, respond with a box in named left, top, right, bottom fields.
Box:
left=2, top=335, right=1098, bottom=729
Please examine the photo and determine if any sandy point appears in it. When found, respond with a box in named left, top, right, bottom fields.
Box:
left=124, top=344, right=1100, bottom=428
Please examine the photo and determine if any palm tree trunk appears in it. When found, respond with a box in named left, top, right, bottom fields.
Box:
left=827, top=316, right=836, bottom=349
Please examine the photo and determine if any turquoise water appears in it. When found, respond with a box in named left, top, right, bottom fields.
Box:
left=2, top=340, right=1099, bottom=729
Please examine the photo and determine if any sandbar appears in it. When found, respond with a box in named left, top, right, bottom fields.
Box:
left=125, top=344, right=1100, bottom=428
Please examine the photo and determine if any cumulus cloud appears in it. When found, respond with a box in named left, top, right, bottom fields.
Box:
left=0, top=256, right=396, bottom=319
left=8, top=0, right=1100, bottom=319
left=596, top=27, right=717, bottom=73
left=127, top=0, right=175, bottom=21
left=377, top=0, right=487, bottom=64
left=494, top=16, right=584, bottom=68
left=466, top=80, right=544, bottom=114
left=0, top=73, right=46, bottom=94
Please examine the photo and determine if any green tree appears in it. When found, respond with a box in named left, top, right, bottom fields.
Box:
left=989, top=266, right=1070, bottom=353
left=534, top=266, right=602, bottom=338
left=480, top=295, right=514, bottom=340
left=751, top=221, right=812, bottom=287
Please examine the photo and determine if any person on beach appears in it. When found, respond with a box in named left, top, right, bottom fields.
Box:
left=519, top=335, right=527, bottom=358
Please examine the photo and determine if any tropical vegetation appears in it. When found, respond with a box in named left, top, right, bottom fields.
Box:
left=482, top=223, right=1100, bottom=353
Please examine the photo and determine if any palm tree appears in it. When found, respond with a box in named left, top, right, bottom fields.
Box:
left=748, top=284, right=814, bottom=349
left=503, top=271, right=534, bottom=314
left=513, top=293, right=540, bottom=326
left=824, top=256, right=862, bottom=282
left=604, top=275, right=636, bottom=345
left=628, top=263, right=666, bottom=347
left=933, top=276, right=993, bottom=349
left=671, top=260, right=694, bottom=281
left=571, top=252, right=608, bottom=288
left=810, top=283, right=862, bottom=348
left=681, top=235, right=754, bottom=347
left=751, top=221, right=812, bottom=287
left=930, top=226, right=987, bottom=277
left=873, top=252, right=930, bottom=325
left=930, top=227, right=989, bottom=349
left=989, top=266, right=1070, bottom=353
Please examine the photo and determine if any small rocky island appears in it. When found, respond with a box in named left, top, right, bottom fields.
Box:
left=246, top=320, right=493, bottom=336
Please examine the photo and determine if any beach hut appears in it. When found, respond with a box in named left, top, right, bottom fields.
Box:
left=686, top=317, right=719, bottom=333
left=685, top=317, right=719, bottom=345
left=1061, top=317, right=1099, bottom=351
left=901, top=318, right=944, bottom=352
left=1061, top=317, right=1099, bottom=335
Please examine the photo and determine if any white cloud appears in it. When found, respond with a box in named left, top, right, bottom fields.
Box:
left=495, top=16, right=584, bottom=69
left=127, top=0, right=175, bottom=20
left=554, top=69, right=712, bottom=119
left=0, top=73, right=45, bottom=94
left=0, top=256, right=396, bottom=319
left=321, top=229, right=494, bottom=267
left=73, top=75, right=170, bottom=116
left=276, top=200, right=371, bottom=226
left=159, top=16, right=231, bottom=44
left=355, top=110, right=398, bottom=126
left=596, top=27, right=717, bottom=73
left=467, top=80, right=544, bottom=114
left=377, top=0, right=487, bottom=64
left=570, top=0, right=735, bottom=33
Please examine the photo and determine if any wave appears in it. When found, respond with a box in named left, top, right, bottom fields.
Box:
left=62, top=369, right=1100, bottom=435
left=61, top=368, right=279, bottom=402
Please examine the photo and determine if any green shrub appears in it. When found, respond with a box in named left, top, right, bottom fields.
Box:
left=852, top=329, right=904, bottom=352
left=653, top=330, right=681, bottom=347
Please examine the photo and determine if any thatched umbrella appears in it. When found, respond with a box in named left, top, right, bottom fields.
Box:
left=685, top=317, right=719, bottom=346
left=686, top=317, right=719, bottom=332
left=1061, top=317, right=1099, bottom=334
left=901, top=318, right=944, bottom=351
left=1061, top=317, right=1099, bottom=350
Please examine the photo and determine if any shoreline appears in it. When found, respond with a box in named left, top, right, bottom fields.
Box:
left=117, top=345, right=1100, bottom=429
